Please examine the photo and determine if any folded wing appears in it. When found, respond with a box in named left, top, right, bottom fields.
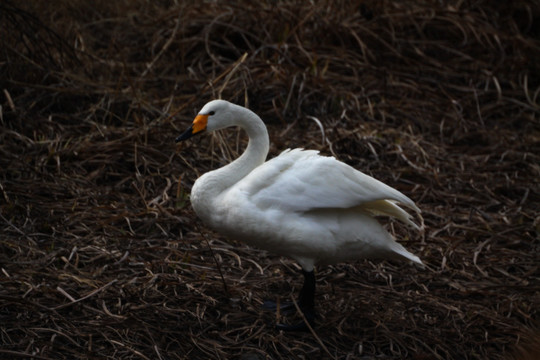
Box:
left=234, top=149, right=423, bottom=230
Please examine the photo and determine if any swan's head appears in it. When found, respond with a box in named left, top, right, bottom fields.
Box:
left=175, top=100, right=238, bottom=142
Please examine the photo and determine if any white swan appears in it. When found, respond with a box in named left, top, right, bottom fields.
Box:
left=176, top=100, right=423, bottom=331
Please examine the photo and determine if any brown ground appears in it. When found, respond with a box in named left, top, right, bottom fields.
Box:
left=1, top=1, right=539, bottom=359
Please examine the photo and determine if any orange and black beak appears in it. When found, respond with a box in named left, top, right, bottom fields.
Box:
left=175, top=114, right=209, bottom=142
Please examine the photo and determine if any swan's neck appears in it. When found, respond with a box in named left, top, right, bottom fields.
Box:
left=195, top=108, right=269, bottom=197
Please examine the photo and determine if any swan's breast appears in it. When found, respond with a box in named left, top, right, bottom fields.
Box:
left=190, top=173, right=227, bottom=227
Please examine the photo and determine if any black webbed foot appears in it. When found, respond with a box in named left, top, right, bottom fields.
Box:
left=275, top=305, right=316, bottom=332
left=262, top=300, right=295, bottom=314
left=264, top=270, right=317, bottom=332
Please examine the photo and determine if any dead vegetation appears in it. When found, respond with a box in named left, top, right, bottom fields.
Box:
left=1, top=1, right=539, bottom=359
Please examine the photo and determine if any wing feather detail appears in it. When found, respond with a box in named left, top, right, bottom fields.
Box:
left=233, top=149, right=422, bottom=229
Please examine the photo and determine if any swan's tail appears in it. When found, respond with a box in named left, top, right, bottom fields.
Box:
left=389, top=240, right=424, bottom=266
left=394, top=245, right=423, bottom=266
left=357, top=200, right=424, bottom=266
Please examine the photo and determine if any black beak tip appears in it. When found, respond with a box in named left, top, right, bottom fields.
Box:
left=174, top=135, right=185, bottom=143
left=175, top=126, right=194, bottom=143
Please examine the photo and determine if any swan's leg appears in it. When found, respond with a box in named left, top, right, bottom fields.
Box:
left=298, top=270, right=315, bottom=309
left=275, top=270, right=316, bottom=332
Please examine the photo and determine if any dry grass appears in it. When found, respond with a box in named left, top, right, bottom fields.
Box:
left=1, top=1, right=539, bottom=359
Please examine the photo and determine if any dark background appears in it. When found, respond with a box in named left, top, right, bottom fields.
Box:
left=1, top=1, right=539, bottom=359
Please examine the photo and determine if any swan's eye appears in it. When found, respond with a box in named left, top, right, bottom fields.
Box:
left=208, top=111, right=215, bottom=116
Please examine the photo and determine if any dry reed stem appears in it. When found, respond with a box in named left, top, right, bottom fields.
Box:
left=1, top=1, right=539, bottom=359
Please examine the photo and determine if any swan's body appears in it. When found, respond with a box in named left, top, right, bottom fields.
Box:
left=176, top=100, right=423, bottom=330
